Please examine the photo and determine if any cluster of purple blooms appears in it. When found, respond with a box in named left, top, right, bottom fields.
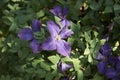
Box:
left=97, top=35, right=120, bottom=80
left=18, top=6, right=73, bottom=57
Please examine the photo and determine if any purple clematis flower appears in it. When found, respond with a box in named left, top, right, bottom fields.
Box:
left=18, top=19, right=42, bottom=53
left=50, top=5, right=70, bottom=28
left=57, top=61, right=73, bottom=72
left=97, top=42, right=112, bottom=74
left=50, top=5, right=69, bottom=19
left=42, top=21, right=73, bottom=56
left=62, top=77, right=69, bottom=80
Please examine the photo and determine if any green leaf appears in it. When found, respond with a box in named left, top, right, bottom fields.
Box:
left=5, top=75, right=11, bottom=80
left=92, top=73, right=104, bottom=80
left=35, top=69, right=46, bottom=78
left=84, top=48, right=90, bottom=55
left=104, top=6, right=113, bottom=13
left=45, top=72, right=54, bottom=80
left=7, top=4, right=14, bottom=10
left=71, top=22, right=80, bottom=38
left=114, top=4, right=120, bottom=12
left=73, top=59, right=80, bottom=71
left=61, top=57, right=72, bottom=62
left=75, top=0, right=82, bottom=9
left=68, top=37, right=75, bottom=44
left=54, top=16, right=62, bottom=28
left=89, top=1, right=100, bottom=11
left=36, top=10, right=45, bottom=18
left=48, top=55, right=60, bottom=64
left=88, top=54, right=93, bottom=63
left=32, top=59, right=44, bottom=67
left=77, top=70, right=83, bottom=80
left=40, top=62, right=51, bottom=71
left=9, top=22, right=17, bottom=31
left=100, top=39, right=106, bottom=45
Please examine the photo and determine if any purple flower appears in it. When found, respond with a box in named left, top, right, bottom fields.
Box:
left=18, top=19, right=42, bottom=53
left=50, top=5, right=69, bottom=19
left=105, top=68, right=117, bottom=79
left=97, top=61, right=107, bottom=74
left=42, top=21, right=73, bottom=56
left=62, top=77, right=69, bottom=80
left=57, top=61, right=73, bottom=72
left=50, top=5, right=70, bottom=28
left=97, top=42, right=112, bottom=74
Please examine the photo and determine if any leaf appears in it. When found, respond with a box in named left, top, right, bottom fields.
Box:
left=75, top=0, right=82, bottom=9
left=9, top=22, right=17, bottom=31
left=100, top=39, right=106, bottom=45
left=61, top=57, right=72, bottom=62
left=48, top=55, right=60, bottom=64
left=35, top=69, right=46, bottom=78
left=54, top=16, right=62, bottom=28
left=89, top=1, right=100, bottom=11
left=104, top=6, right=113, bottom=13
left=88, top=54, right=93, bottom=63
left=45, top=72, right=54, bottom=80
left=36, top=10, right=45, bottom=18
left=73, top=58, right=80, bottom=71
left=84, top=48, right=90, bottom=55
left=40, top=62, right=51, bottom=71
left=32, top=59, right=44, bottom=67
left=77, top=70, right=83, bottom=80
left=71, top=22, right=80, bottom=38
left=92, top=73, right=104, bottom=80
left=114, top=4, right=120, bottom=12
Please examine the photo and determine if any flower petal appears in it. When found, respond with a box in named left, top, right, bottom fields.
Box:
left=60, top=29, right=73, bottom=39
left=116, top=61, right=120, bottom=72
left=50, top=5, right=62, bottom=17
left=31, top=19, right=41, bottom=32
left=63, top=7, right=69, bottom=18
left=58, top=61, right=73, bottom=72
left=42, top=37, right=56, bottom=50
left=56, top=40, right=71, bottom=56
left=47, top=21, right=60, bottom=37
left=97, top=61, right=107, bottom=74
left=18, top=28, right=33, bottom=41
left=61, top=19, right=71, bottom=28
left=62, top=77, right=69, bottom=80
left=97, top=52, right=103, bottom=60
left=30, top=39, right=41, bottom=53
left=105, top=68, right=117, bottom=79
left=101, top=42, right=112, bottom=56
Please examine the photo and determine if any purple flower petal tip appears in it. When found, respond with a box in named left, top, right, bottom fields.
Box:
left=50, top=5, right=69, bottom=19
left=30, top=39, right=41, bottom=53
left=105, top=68, right=117, bottom=79
left=31, top=19, right=41, bottom=32
left=97, top=61, right=107, bottom=74
left=56, top=40, right=71, bottom=56
left=58, top=61, right=73, bottom=72
left=18, top=28, right=34, bottom=41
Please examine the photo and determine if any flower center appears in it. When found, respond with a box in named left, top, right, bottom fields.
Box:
left=56, top=35, right=61, bottom=41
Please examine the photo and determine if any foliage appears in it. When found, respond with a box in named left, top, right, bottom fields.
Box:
left=0, top=0, right=120, bottom=80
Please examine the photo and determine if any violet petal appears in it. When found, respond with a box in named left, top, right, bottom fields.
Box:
left=105, top=68, right=117, bottom=79
left=61, top=19, right=71, bottom=28
left=56, top=40, right=71, bottom=56
left=97, top=61, right=107, bottom=74
left=30, top=39, right=41, bottom=53
left=31, top=19, right=41, bottom=32
left=50, top=6, right=62, bottom=17
left=42, top=37, right=56, bottom=50
left=47, top=21, right=60, bottom=37
left=18, top=28, right=34, bottom=41
left=60, top=29, right=73, bottom=39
